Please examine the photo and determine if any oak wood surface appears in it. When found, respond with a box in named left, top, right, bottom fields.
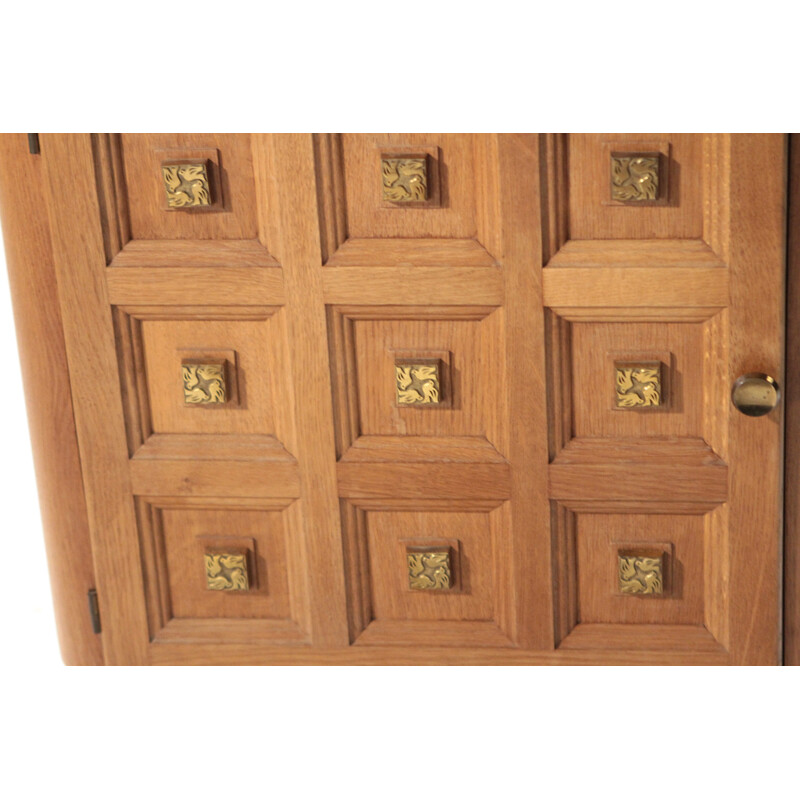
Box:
left=785, top=134, right=799, bottom=665
left=0, top=134, right=102, bottom=665
left=0, top=133, right=787, bottom=665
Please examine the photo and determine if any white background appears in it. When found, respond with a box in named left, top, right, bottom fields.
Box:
left=0, top=2, right=798, bottom=797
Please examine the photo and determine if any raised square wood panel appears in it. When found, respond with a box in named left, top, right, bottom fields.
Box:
left=575, top=512, right=704, bottom=625
left=4, top=133, right=782, bottom=665
left=120, top=134, right=258, bottom=240
left=570, top=321, right=703, bottom=439
left=331, top=310, right=505, bottom=452
left=136, top=497, right=309, bottom=646
left=139, top=314, right=288, bottom=437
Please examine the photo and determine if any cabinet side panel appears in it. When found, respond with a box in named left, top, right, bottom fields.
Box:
left=0, top=134, right=103, bottom=665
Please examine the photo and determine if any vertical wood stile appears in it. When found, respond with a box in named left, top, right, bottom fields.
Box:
left=498, top=134, right=554, bottom=649
left=40, top=134, right=150, bottom=665
left=260, top=134, right=349, bottom=647
left=727, top=134, right=785, bottom=664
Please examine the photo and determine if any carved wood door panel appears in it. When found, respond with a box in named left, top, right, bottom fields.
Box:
left=5, top=134, right=784, bottom=664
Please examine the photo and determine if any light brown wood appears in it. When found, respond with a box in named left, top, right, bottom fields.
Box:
left=0, top=133, right=787, bottom=665
left=0, top=134, right=102, bottom=665
left=786, top=134, right=800, bottom=666
left=41, top=134, right=151, bottom=665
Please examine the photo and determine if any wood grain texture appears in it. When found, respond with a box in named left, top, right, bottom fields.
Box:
left=120, top=134, right=258, bottom=241
left=546, top=239, right=726, bottom=268
left=725, top=135, right=785, bottom=664
left=786, top=134, right=800, bottom=665
left=110, top=239, right=278, bottom=268
left=262, top=135, right=350, bottom=647
left=107, top=266, right=285, bottom=305
left=0, top=133, right=787, bottom=666
left=567, top=133, right=704, bottom=240
left=543, top=267, right=728, bottom=308
left=0, top=134, right=102, bottom=665
left=326, top=238, right=497, bottom=268
left=40, top=134, right=151, bottom=665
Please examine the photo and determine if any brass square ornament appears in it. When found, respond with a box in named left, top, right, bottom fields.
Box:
left=162, top=162, right=212, bottom=208
left=615, top=362, right=661, bottom=408
left=182, top=362, right=227, bottom=405
left=395, top=361, right=441, bottom=405
left=407, top=550, right=452, bottom=590
left=204, top=552, right=249, bottom=591
left=611, top=154, right=659, bottom=202
left=618, top=554, right=664, bottom=595
left=382, top=157, right=428, bottom=202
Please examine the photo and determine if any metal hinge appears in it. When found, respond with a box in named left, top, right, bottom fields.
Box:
left=87, top=588, right=102, bottom=634
left=27, top=133, right=40, bottom=155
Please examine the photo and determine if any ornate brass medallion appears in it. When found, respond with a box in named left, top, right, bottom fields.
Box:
left=407, top=550, right=452, bottom=590
left=204, top=552, right=249, bottom=591
left=395, top=361, right=441, bottom=405
left=182, top=362, right=227, bottom=405
left=615, top=362, right=661, bottom=408
left=618, top=554, right=664, bottom=595
left=162, top=162, right=212, bottom=208
left=382, top=157, right=428, bottom=202
left=611, top=154, right=659, bottom=202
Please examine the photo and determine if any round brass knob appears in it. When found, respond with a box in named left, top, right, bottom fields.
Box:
left=731, top=373, right=780, bottom=417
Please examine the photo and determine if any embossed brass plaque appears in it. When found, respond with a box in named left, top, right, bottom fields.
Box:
left=395, top=361, right=441, bottom=405
left=611, top=154, right=659, bottom=202
left=618, top=553, right=664, bottom=595
left=615, top=362, right=661, bottom=408
left=182, top=362, right=227, bottom=405
left=407, top=550, right=452, bottom=590
left=204, top=552, right=249, bottom=591
left=382, top=157, right=428, bottom=202
left=162, top=162, right=212, bottom=208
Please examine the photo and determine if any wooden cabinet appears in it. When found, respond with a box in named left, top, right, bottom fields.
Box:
left=0, top=134, right=787, bottom=664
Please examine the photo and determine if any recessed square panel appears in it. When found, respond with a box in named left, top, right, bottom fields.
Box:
left=571, top=322, right=700, bottom=438
left=345, top=313, right=503, bottom=445
left=160, top=506, right=290, bottom=620
left=120, top=135, right=258, bottom=240
left=576, top=513, right=702, bottom=625
left=140, top=314, right=287, bottom=436
left=360, top=510, right=494, bottom=622
left=568, top=134, right=703, bottom=240
left=342, top=135, right=473, bottom=237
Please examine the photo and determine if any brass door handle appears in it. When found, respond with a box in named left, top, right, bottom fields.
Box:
left=731, top=373, right=781, bottom=417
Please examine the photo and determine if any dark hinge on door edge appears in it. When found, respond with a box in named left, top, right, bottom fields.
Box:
left=27, top=134, right=40, bottom=154
left=87, top=589, right=101, bottom=634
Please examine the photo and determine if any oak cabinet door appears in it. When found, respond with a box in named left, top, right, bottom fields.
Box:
left=2, top=134, right=784, bottom=664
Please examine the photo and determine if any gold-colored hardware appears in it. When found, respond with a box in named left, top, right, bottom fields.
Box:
left=611, top=154, right=659, bottom=202
left=204, top=552, right=249, bottom=591
left=182, top=362, right=227, bottom=405
left=731, top=372, right=780, bottom=417
left=618, top=553, right=663, bottom=595
left=162, top=162, right=211, bottom=208
left=407, top=550, right=452, bottom=590
left=382, top=157, right=428, bottom=202
left=396, top=361, right=441, bottom=405
left=615, top=362, right=661, bottom=408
